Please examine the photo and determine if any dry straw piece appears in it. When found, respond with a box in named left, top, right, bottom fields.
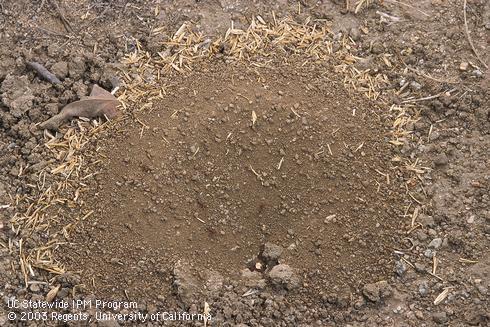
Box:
left=434, top=287, right=453, bottom=305
left=10, top=13, right=416, bottom=287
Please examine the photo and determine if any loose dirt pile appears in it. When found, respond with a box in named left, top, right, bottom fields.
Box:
left=61, top=59, right=405, bottom=302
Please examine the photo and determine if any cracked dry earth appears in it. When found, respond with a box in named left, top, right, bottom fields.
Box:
left=61, top=59, right=406, bottom=303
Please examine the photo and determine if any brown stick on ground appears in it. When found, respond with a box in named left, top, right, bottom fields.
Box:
left=27, top=62, right=62, bottom=84
left=49, top=0, right=73, bottom=33
left=463, top=0, right=488, bottom=69
left=39, top=85, right=120, bottom=130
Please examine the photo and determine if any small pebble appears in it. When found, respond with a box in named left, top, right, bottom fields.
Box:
left=428, top=238, right=443, bottom=249
left=459, top=62, right=468, bottom=71
left=418, top=281, right=429, bottom=297
left=432, top=312, right=448, bottom=324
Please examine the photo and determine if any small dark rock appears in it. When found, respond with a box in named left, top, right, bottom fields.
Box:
left=434, top=154, right=449, bottom=166
left=261, top=243, right=283, bottom=266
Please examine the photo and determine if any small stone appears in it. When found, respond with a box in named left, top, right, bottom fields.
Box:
left=432, top=311, right=448, bottom=324
left=68, top=57, right=86, bottom=79
left=429, top=131, right=440, bottom=141
left=240, top=269, right=266, bottom=289
left=50, top=62, right=68, bottom=79
left=414, top=262, right=426, bottom=273
left=371, top=41, right=383, bottom=54
left=472, top=69, right=482, bottom=78
left=424, top=249, right=434, bottom=258
left=459, top=62, right=468, bottom=71
left=268, top=264, right=300, bottom=290
left=204, top=270, right=223, bottom=293
left=0, top=74, right=34, bottom=118
left=418, top=280, right=429, bottom=297
left=419, top=214, right=435, bottom=227
left=434, top=154, right=448, bottom=166
left=415, top=230, right=428, bottom=241
left=362, top=281, right=392, bottom=302
left=57, top=288, right=69, bottom=299
left=45, top=103, right=59, bottom=115
left=241, top=268, right=261, bottom=279
left=428, top=238, right=443, bottom=249
left=355, top=56, right=374, bottom=70
left=395, top=260, right=407, bottom=277
left=348, top=27, right=361, bottom=41
left=173, top=260, right=202, bottom=305
left=261, top=243, right=283, bottom=266
left=410, top=81, right=422, bottom=90
left=29, top=283, right=41, bottom=293
left=110, top=258, right=120, bottom=265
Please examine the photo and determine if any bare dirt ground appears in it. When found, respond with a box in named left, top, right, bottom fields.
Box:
left=63, top=59, right=405, bottom=301
left=0, top=0, right=488, bottom=326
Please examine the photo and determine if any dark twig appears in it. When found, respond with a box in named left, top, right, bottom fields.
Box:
left=49, top=0, right=73, bottom=33
left=463, top=0, right=488, bottom=69
left=34, top=26, right=70, bottom=38
left=84, top=1, right=112, bottom=29
left=401, top=88, right=458, bottom=104
left=27, top=62, right=62, bottom=85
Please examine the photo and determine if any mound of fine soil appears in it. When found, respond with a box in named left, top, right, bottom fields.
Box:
left=60, top=59, right=406, bottom=302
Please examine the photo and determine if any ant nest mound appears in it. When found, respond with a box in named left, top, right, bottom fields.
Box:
left=63, top=60, right=405, bottom=301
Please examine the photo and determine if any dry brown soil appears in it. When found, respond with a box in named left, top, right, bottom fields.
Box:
left=0, top=0, right=489, bottom=326
left=62, top=59, right=405, bottom=301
